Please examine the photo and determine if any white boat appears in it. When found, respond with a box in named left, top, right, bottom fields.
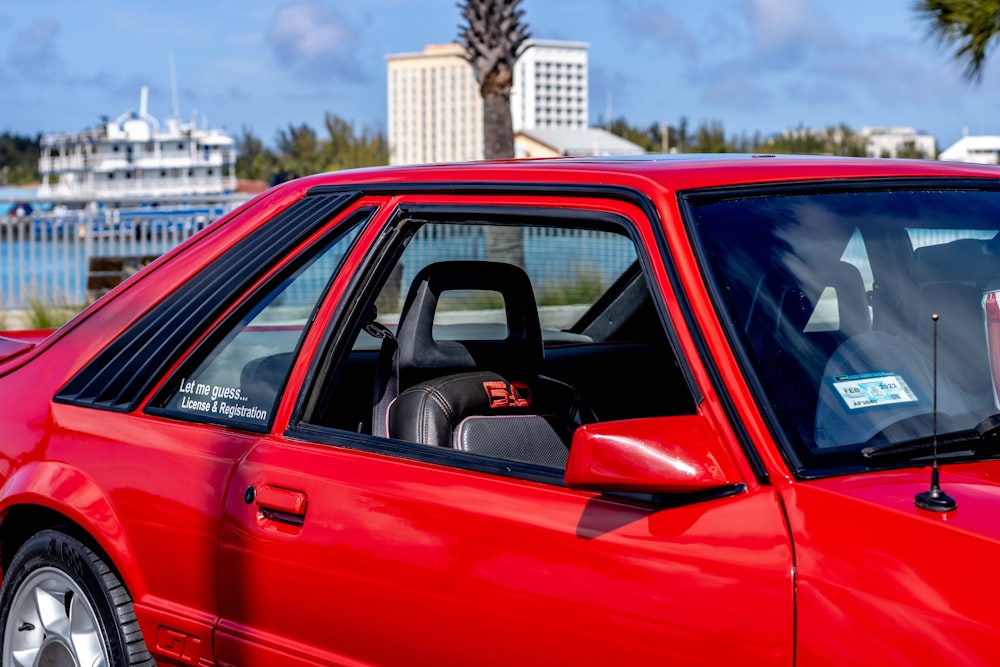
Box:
left=37, top=87, right=237, bottom=199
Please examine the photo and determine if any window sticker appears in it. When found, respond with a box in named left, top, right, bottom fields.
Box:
left=176, top=378, right=270, bottom=422
left=829, top=371, right=920, bottom=411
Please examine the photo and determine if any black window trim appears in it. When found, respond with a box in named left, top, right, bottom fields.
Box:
left=143, top=206, right=377, bottom=433
left=54, top=191, right=361, bottom=413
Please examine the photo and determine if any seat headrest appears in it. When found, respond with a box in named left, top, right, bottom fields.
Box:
left=762, top=261, right=870, bottom=338
left=820, top=260, right=870, bottom=337
left=913, top=238, right=1000, bottom=284
left=395, top=261, right=543, bottom=385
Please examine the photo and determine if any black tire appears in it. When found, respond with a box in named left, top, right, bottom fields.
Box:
left=0, top=529, right=154, bottom=666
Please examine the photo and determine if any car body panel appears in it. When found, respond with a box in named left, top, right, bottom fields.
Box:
left=786, top=465, right=1000, bottom=665
left=216, top=435, right=794, bottom=666
left=47, top=406, right=258, bottom=633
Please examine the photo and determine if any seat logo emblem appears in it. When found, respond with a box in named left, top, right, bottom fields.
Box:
left=483, top=380, right=532, bottom=408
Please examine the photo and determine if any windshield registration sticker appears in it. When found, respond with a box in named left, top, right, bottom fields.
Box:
left=830, top=372, right=919, bottom=410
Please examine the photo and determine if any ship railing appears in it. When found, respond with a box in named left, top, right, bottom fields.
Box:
left=40, top=179, right=238, bottom=198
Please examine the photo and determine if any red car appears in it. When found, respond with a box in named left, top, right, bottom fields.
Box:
left=2, top=155, right=1000, bottom=666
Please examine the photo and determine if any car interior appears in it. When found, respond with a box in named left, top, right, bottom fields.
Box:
left=734, top=221, right=1000, bottom=453
left=303, top=220, right=696, bottom=466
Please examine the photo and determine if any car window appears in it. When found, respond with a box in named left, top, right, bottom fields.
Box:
left=305, top=212, right=697, bottom=472
left=351, top=223, right=638, bottom=350
left=684, top=185, right=1000, bottom=474
left=148, top=209, right=370, bottom=430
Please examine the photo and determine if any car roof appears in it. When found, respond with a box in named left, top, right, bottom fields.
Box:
left=287, top=154, right=1000, bottom=199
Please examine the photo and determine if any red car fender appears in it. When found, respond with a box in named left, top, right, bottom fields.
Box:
left=0, top=461, right=145, bottom=599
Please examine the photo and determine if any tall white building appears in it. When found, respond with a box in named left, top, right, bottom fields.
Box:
left=387, top=40, right=589, bottom=165
left=386, top=44, right=483, bottom=166
left=511, top=40, right=589, bottom=133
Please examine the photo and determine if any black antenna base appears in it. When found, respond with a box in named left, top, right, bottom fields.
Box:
left=914, top=467, right=957, bottom=513
left=915, top=487, right=957, bottom=512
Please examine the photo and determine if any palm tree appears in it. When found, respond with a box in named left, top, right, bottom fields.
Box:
left=459, top=0, right=529, bottom=266
left=458, top=0, right=530, bottom=159
left=916, top=0, right=1000, bottom=81
left=458, top=0, right=530, bottom=266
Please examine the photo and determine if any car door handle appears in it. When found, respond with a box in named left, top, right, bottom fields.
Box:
left=252, top=485, right=308, bottom=525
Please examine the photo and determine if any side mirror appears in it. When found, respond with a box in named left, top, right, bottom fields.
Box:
left=565, top=415, right=740, bottom=494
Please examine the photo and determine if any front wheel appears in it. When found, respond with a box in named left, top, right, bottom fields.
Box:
left=0, top=529, right=154, bottom=667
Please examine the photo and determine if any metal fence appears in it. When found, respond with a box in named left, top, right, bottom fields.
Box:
left=403, top=224, right=636, bottom=289
left=0, top=196, right=247, bottom=308
left=0, top=199, right=638, bottom=312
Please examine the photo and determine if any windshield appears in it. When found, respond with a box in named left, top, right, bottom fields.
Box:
left=683, top=181, right=1000, bottom=474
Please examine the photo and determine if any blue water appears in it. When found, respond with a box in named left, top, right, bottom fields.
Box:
left=0, top=238, right=85, bottom=306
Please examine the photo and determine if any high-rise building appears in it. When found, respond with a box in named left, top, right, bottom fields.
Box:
left=387, top=40, right=589, bottom=165
left=511, top=40, right=588, bottom=133
left=386, top=44, right=483, bottom=166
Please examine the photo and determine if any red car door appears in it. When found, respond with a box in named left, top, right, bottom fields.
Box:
left=214, top=436, right=792, bottom=666
left=213, top=194, right=795, bottom=665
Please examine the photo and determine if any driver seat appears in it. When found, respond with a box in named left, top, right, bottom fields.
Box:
left=379, top=261, right=586, bottom=467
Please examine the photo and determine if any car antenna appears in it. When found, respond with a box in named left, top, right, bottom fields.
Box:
left=914, top=313, right=957, bottom=512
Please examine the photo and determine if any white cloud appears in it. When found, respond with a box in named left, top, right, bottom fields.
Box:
left=614, top=4, right=698, bottom=59
left=8, top=18, right=63, bottom=80
left=744, top=0, right=840, bottom=66
left=266, top=1, right=366, bottom=83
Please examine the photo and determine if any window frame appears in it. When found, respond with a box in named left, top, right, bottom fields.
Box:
left=286, top=197, right=697, bottom=484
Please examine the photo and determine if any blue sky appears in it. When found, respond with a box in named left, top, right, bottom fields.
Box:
left=2, top=0, right=999, bottom=151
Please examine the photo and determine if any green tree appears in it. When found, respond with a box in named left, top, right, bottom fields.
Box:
left=606, top=117, right=662, bottom=152
left=234, top=126, right=279, bottom=182
left=916, top=0, right=1000, bottom=80
left=690, top=120, right=735, bottom=152
left=605, top=117, right=738, bottom=153
left=831, top=124, right=868, bottom=157
left=675, top=116, right=690, bottom=153
left=604, top=117, right=879, bottom=157
left=275, top=124, right=325, bottom=179
left=260, top=117, right=390, bottom=183
left=458, top=0, right=530, bottom=266
left=895, top=140, right=928, bottom=159
left=321, top=114, right=389, bottom=171
left=0, top=133, right=41, bottom=185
